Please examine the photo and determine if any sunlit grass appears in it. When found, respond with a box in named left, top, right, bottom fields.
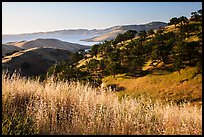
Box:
left=103, top=67, right=202, bottom=104
left=2, top=72, right=202, bottom=135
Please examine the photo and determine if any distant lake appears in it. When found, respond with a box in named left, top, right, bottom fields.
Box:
left=2, top=34, right=100, bottom=46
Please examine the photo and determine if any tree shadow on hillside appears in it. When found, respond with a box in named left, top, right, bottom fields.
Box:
left=106, top=84, right=126, bottom=92
left=150, top=65, right=175, bottom=75
left=125, top=70, right=152, bottom=77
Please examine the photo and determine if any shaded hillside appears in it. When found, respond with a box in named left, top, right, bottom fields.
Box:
left=5, top=38, right=90, bottom=52
left=2, top=47, right=73, bottom=76
left=2, top=44, right=22, bottom=57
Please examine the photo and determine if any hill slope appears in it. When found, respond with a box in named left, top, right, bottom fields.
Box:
left=2, top=44, right=22, bottom=57
left=5, top=38, right=90, bottom=52
left=82, top=22, right=167, bottom=42
left=102, top=67, right=202, bottom=106
left=2, top=47, right=73, bottom=76
left=75, top=20, right=202, bottom=105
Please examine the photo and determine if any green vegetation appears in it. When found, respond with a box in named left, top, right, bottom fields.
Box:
left=44, top=9, right=202, bottom=92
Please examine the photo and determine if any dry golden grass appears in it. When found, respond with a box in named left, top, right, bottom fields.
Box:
left=2, top=72, right=202, bottom=135
left=103, top=67, right=202, bottom=105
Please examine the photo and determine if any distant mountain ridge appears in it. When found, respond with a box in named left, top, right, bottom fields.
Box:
left=2, top=26, right=121, bottom=36
left=118, top=21, right=167, bottom=31
left=2, top=21, right=167, bottom=43
left=45, top=26, right=121, bottom=35
left=82, top=21, right=168, bottom=42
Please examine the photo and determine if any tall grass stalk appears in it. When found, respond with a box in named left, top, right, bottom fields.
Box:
left=2, top=72, right=202, bottom=135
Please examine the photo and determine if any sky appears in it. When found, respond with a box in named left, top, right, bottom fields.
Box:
left=2, top=2, right=202, bottom=35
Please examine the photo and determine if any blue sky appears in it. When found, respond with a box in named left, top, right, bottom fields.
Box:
left=2, top=2, right=202, bottom=34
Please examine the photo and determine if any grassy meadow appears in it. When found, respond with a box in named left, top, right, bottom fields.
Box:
left=103, top=67, right=202, bottom=105
left=2, top=72, right=202, bottom=135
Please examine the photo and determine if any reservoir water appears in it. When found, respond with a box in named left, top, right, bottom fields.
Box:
left=2, top=34, right=100, bottom=46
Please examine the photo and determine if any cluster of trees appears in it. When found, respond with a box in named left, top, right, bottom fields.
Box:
left=114, top=30, right=138, bottom=44
left=45, top=50, right=102, bottom=87
left=168, top=16, right=189, bottom=27
left=45, top=9, right=202, bottom=87
left=87, top=9, right=202, bottom=77
left=168, top=9, right=202, bottom=27
left=87, top=29, right=155, bottom=76
left=190, top=9, right=202, bottom=22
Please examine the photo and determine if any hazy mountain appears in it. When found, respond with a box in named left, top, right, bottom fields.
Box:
left=43, top=26, right=121, bottom=35
left=5, top=38, right=90, bottom=52
left=118, top=21, right=167, bottom=31
left=82, top=21, right=168, bottom=42
left=2, top=47, right=73, bottom=76
left=2, top=21, right=167, bottom=44
left=2, top=26, right=120, bottom=37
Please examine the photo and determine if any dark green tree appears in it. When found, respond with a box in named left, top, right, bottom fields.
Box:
left=98, top=41, right=113, bottom=56
left=123, top=30, right=137, bottom=41
left=125, top=40, right=147, bottom=74
left=78, top=49, right=85, bottom=56
left=150, top=32, right=175, bottom=65
left=190, top=11, right=200, bottom=22
left=69, top=51, right=84, bottom=66
left=171, top=40, right=199, bottom=68
left=172, top=55, right=183, bottom=75
left=197, top=9, right=202, bottom=15
left=138, top=30, right=147, bottom=44
left=106, top=61, right=121, bottom=78
left=90, top=44, right=101, bottom=57
left=85, top=59, right=100, bottom=73
left=148, top=29, right=155, bottom=36
left=114, top=33, right=126, bottom=45
left=184, top=41, right=200, bottom=66
left=169, top=17, right=179, bottom=27
left=156, top=27, right=165, bottom=34
left=105, top=48, right=123, bottom=76
left=179, top=23, right=199, bottom=37
left=46, top=61, right=101, bottom=87
left=178, top=16, right=189, bottom=26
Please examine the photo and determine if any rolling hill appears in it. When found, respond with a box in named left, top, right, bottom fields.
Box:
left=74, top=20, right=202, bottom=106
left=2, top=44, right=22, bottom=57
left=81, top=21, right=167, bottom=42
left=5, top=38, right=90, bottom=52
left=2, top=47, right=73, bottom=76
